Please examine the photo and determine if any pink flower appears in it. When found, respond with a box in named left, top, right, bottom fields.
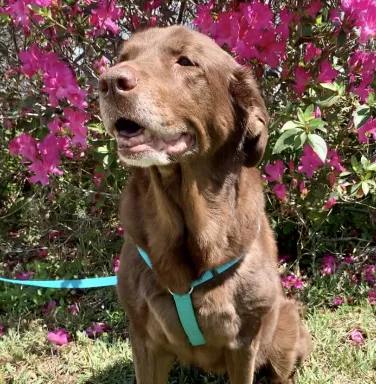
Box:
left=281, top=275, right=304, bottom=290
left=0, top=326, right=4, bottom=337
left=18, top=44, right=43, bottom=77
left=15, top=271, right=34, bottom=280
left=85, top=323, right=111, bottom=338
left=94, top=56, right=110, bottom=75
left=129, top=13, right=139, bottom=29
left=3, top=0, right=33, bottom=29
left=64, top=108, right=89, bottom=149
left=291, top=178, right=298, bottom=188
left=193, top=2, right=214, bottom=34
left=305, top=1, right=321, bottom=18
left=144, top=0, right=162, bottom=12
left=323, top=196, right=337, bottom=211
left=299, top=181, right=308, bottom=195
left=48, top=230, right=61, bottom=240
left=210, top=11, right=241, bottom=50
left=357, top=118, right=376, bottom=144
left=326, top=150, right=345, bottom=172
left=320, top=254, right=338, bottom=275
left=304, top=43, right=322, bottom=62
left=279, top=254, right=291, bottom=263
left=116, top=226, right=124, bottom=236
left=41, top=59, right=88, bottom=109
left=298, top=145, right=324, bottom=178
left=113, top=254, right=120, bottom=273
left=314, top=106, right=322, bottom=118
left=89, top=0, right=123, bottom=36
left=344, top=256, right=355, bottom=263
left=92, top=171, right=104, bottom=187
left=363, top=265, right=376, bottom=286
left=368, top=290, right=376, bottom=305
left=277, top=7, right=294, bottom=40
left=359, top=2, right=376, bottom=43
left=332, top=297, right=344, bottom=307
left=264, top=160, right=286, bottom=182
left=48, top=115, right=63, bottom=134
left=349, top=329, right=364, bottom=345
left=9, top=133, right=38, bottom=162
left=42, top=300, right=57, bottom=313
left=273, top=183, right=287, bottom=201
left=293, top=67, right=311, bottom=95
left=317, top=60, right=338, bottom=83
left=39, top=249, right=48, bottom=258
left=328, top=172, right=336, bottom=187
left=47, top=329, right=70, bottom=346
left=67, top=303, right=79, bottom=315
left=288, top=160, right=295, bottom=174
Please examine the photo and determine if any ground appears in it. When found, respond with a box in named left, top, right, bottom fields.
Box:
left=1, top=296, right=375, bottom=384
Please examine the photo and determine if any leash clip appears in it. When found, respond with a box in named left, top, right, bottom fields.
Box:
left=168, top=286, right=194, bottom=296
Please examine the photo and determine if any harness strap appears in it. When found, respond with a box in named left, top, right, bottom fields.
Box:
left=136, top=246, right=242, bottom=346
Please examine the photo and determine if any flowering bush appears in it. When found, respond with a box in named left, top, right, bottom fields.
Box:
left=1, top=1, right=376, bottom=320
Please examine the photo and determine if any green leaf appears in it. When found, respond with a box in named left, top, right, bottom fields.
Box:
left=297, top=108, right=305, bottom=124
left=360, top=155, right=370, bottom=170
left=337, top=29, right=347, bottom=45
left=362, top=182, right=369, bottom=196
left=364, top=172, right=372, bottom=181
left=285, top=103, right=293, bottom=114
left=353, top=105, right=371, bottom=128
left=366, top=92, right=375, bottom=106
left=269, top=116, right=283, bottom=131
left=294, top=132, right=308, bottom=150
left=307, top=134, right=327, bottom=163
left=96, top=145, right=109, bottom=154
left=339, top=171, right=352, bottom=177
left=302, top=25, right=312, bottom=37
left=319, top=83, right=338, bottom=92
left=315, top=126, right=328, bottom=134
left=308, top=118, right=326, bottom=130
left=351, top=183, right=361, bottom=195
left=273, top=128, right=303, bottom=154
left=304, top=104, right=314, bottom=120
left=367, top=163, right=376, bottom=171
left=316, top=95, right=340, bottom=109
left=281, top=120, right=303, bottom=132
left=351, top=156, right=359, bottom=172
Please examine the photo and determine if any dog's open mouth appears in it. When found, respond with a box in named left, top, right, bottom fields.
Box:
left=114, top=118, right=195, bottom=155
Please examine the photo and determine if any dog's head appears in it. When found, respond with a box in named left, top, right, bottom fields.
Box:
left=99, top=26, right=269, bottom=168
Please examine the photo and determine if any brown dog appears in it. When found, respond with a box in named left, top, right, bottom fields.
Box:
left=99, top=25, right=311, bottom=384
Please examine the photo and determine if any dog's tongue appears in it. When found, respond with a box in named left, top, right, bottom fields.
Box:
left=117, top=131, right=192, bottom=155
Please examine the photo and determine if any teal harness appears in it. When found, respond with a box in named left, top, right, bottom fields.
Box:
left=0, top=246, right=241, bottom=347
left=137, top=246, right=242, bottom=346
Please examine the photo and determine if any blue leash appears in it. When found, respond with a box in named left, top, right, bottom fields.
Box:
left=0, top=275, right=117, bottom=289
left=0, top=246, right=242, bottom=346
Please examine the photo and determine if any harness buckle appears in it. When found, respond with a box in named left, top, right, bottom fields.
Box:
left=168, top=286, right=194, bottom=296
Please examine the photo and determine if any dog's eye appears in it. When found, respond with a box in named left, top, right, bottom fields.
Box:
left=177, top=56, right=195, bottom=67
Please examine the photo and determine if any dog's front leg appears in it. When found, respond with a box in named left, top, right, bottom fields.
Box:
left=225, top=338, right=261, bottom=384
left=129, top=325, right=175, bottom=384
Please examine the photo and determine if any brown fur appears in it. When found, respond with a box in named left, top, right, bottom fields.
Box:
left=99, top=26, right=311, bottom=384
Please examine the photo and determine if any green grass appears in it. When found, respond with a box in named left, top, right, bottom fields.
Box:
left=1, top=301, right=375, bottom=384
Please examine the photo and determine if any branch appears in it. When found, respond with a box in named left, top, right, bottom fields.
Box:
left=177, top=0, right=187, bottom=24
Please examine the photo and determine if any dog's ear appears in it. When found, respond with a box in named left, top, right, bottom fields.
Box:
left=230, top=66, right=269, bottom=167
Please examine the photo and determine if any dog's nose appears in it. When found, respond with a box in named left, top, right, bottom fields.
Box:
left=99, top=66, right=137, bottom=97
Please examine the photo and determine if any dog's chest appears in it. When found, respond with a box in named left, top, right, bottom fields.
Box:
left=146, top=285, right=242, bottom=360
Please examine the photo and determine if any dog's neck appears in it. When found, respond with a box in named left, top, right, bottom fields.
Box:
left=121, top=161, right=264, bottom=294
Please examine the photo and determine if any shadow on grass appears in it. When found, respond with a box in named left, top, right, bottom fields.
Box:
left=85, top=361, right=269, bottom=384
